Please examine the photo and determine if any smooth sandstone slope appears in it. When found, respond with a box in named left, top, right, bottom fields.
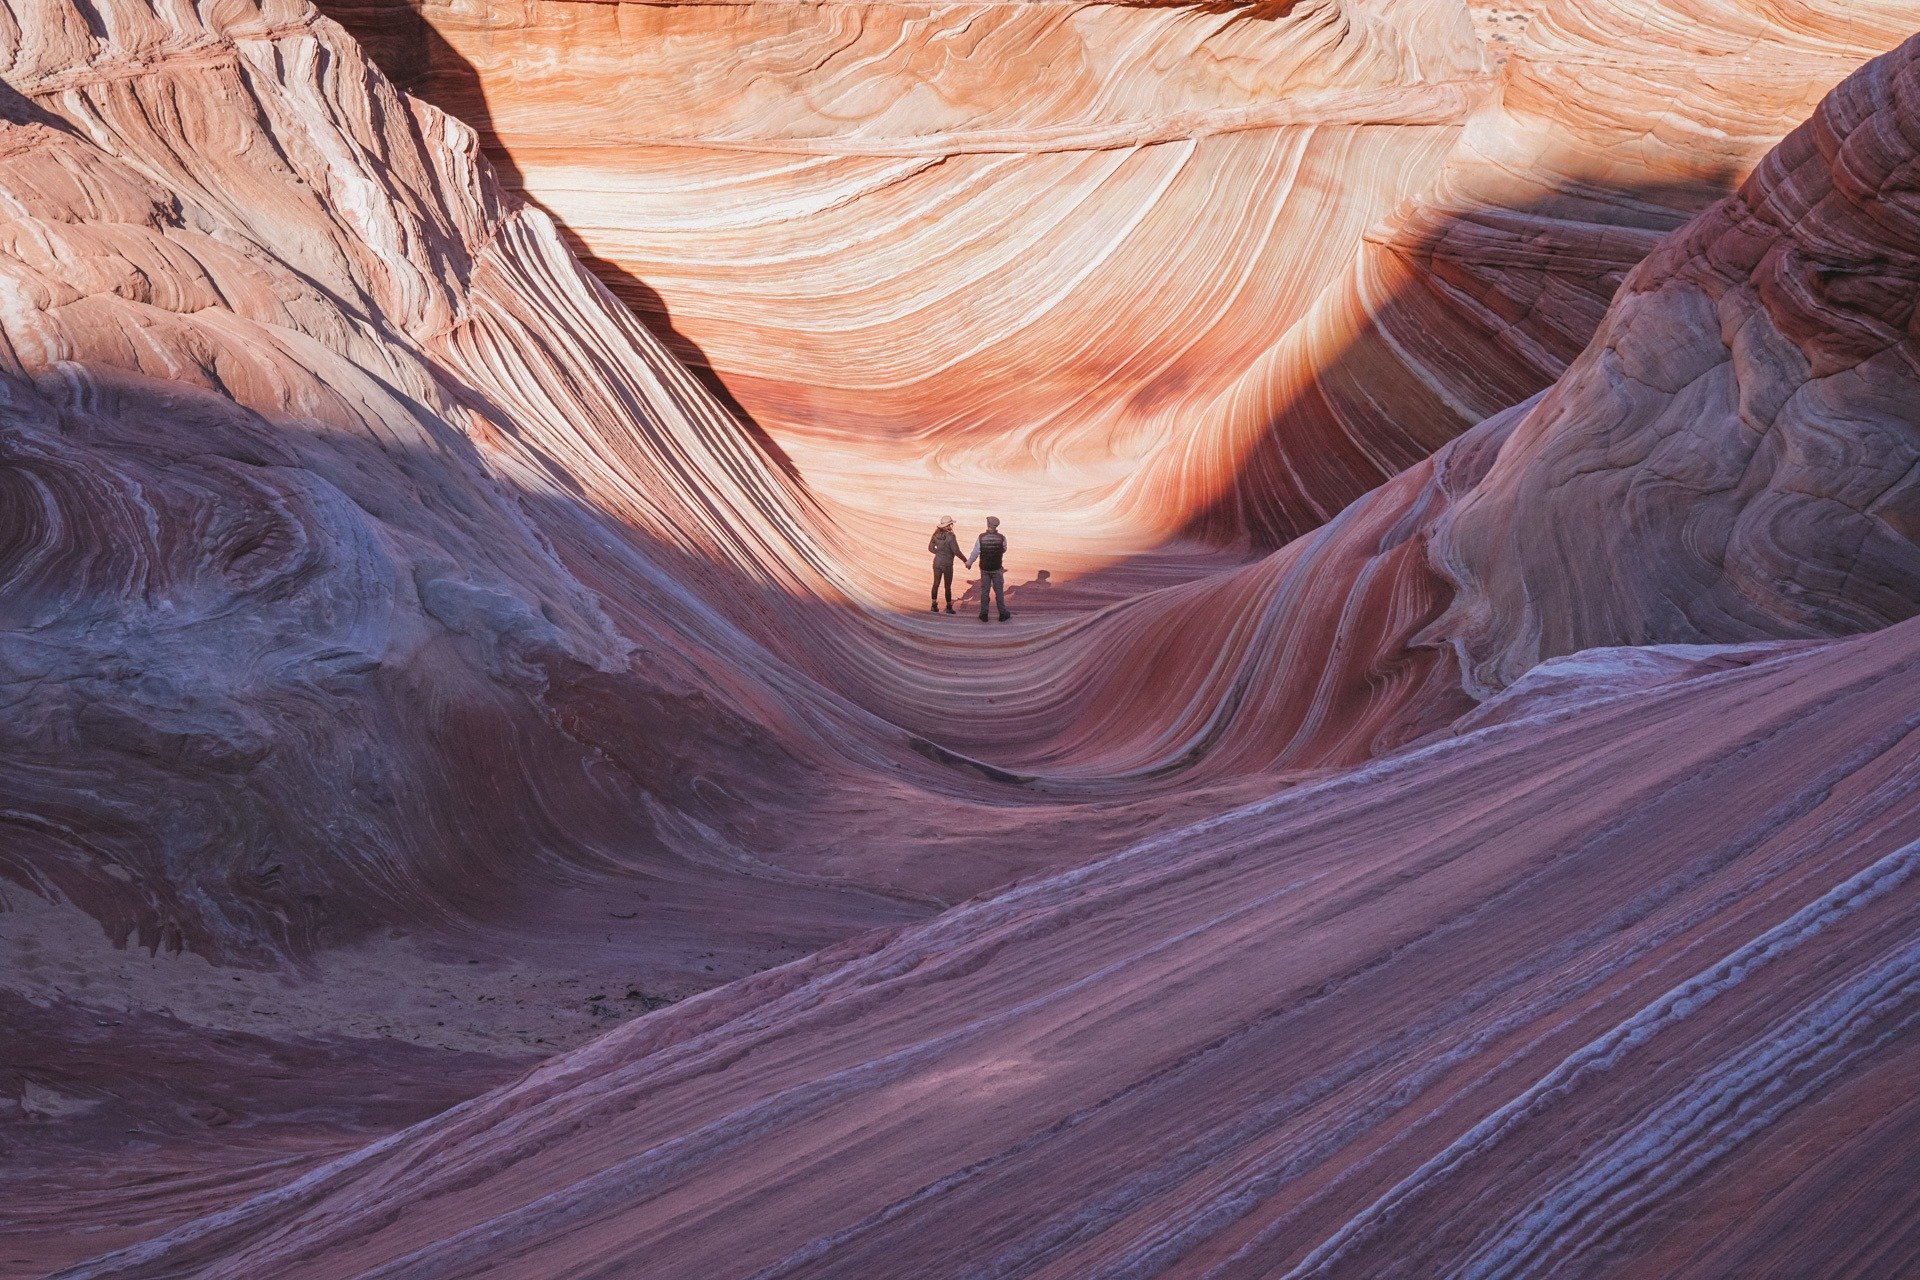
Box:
left=880, top=30, right=1920, bottom=781
left=0, top=0, right=945, bottom=1265
left=1174, top=0, right=1920, bottom=541
left=64, top=617, right=1920, bottom=1280
left=54, top=29, right=1920, bottom=1280
left=0, top=0, right=926, bottom=976
left=0, top=2, right=1491, bottom=1263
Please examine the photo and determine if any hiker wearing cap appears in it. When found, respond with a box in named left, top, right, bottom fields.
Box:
left=965, top=517, right=1011, bottom=622
left=928, top=515, right=964, bottom=614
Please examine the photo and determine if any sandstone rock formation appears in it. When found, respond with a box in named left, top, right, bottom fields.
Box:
left=322, top=0, right=1488, bottom=548
left=0, top=0, right=916, bottom=976
left=904, top=32, right=1920, bottom=779
left=323, top=0, right=1915, bottom=545
left=1177, top=0, right=1920, bottom=540
left=5, top=0, right=1920, bottom=1274
left=61, top=616, right=1920, bottom=1279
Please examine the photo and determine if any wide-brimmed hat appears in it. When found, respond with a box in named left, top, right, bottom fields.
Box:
left=938, top=515, right=955, bottom=528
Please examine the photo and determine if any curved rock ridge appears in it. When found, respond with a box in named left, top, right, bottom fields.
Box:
left=9, top=2, right=1920, bottom=1275
left=6, top=0, right=1920, bottom=953
left=1426, top=27, right=1920, bottom=692
left=0, top=0, right=921, bottom=974
left=322, top=0, right=1914, bottom=548
left=1128, top=0, right=1920, bottom=541
left=0, top=3, right=1003, bottom=1262
left=61, top=615, right=1920, bottom=1279
left=320, top=0, right=1488, bottom=547
left=869, top=29, right=1920, bottom=781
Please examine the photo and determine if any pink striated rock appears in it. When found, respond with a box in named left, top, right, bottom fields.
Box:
left=1427, top=32, right=1920, bottom=691
left=320, top=0, right=1490, bottom=547
left=320, top=0, right=1915, bottom=546
left=0, top=0, right=934, bottom=978
left=62, top=609, right=1920, bottom=1279
left=964, top=26, right=1920, bottom=781
left=6, top=0, right=1920, bottom=1274
left=1172, top=0, right=1919, bottom=541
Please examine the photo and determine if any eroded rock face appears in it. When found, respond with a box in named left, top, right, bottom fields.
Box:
left=48, top=31, right=1920, bottom=1253
left=64, top=606, right=1920, bottom=1280
left=8, top=1, right=1920, bottom=1275
left=1175, top=0, right=1920, bottom=541
left=1001, top=26, right=1920, bottom=778
left=321, top=0, right=1913, bottom=546
left=1428, top=38, right=1920, bottom=691
left=322, top=0, right=1489, bottom=544
left=0, top=0, right=903, bottom=969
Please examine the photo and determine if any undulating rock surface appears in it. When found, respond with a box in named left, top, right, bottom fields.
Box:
left=0, top=0, right=929, bottom=972
left=321, top=0, right=1914, bottom=545
left=4, top=0, right=1920, bottom=1274
left=320, top=0, right=1487, bottom=546
left=881, top=30, right=1920, bottom=779
left=1179, top=0, right=1920, bottom=540
left=59, top=619, right=1920, bottom=1279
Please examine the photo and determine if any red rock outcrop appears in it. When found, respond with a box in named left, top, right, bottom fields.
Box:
left=7, top=0, right=1920, bottom=1275
left=885, top=23, right=1920, bottom=780
left=321, top=0, right=1489, bottom=547
left=0, top=0, right=930, bottom=977
left=1174, top=0, right=1920, bottom=540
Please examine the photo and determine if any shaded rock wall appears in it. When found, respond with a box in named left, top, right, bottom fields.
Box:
left=0, top=0, right=912, bottom=967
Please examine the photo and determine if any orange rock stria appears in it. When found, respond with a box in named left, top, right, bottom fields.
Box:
left=323, top=0, right=1912, bottom=547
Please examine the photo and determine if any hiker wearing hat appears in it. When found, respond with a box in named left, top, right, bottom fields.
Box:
left=928, top=515, right=964, bottom=614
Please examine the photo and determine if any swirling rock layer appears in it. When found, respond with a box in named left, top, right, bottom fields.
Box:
left=62, top=619, right=1920, bottom=1279
left=324, top=0, right=1914, bottom=545
left=5, top=0, right=1920, bottom=1275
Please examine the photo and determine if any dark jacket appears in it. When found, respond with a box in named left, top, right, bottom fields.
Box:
left=929, top=528, right=963, bottom=567
left=973, top=530, right=1007, bottom=573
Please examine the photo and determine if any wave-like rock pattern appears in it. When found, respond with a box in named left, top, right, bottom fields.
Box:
left=324, top=0, right=1914, bottom=547
left=63, top=616, right=1920, bottom=1278
left=0, top=0, right=921, bottom=972
left=1173, top=0, right=1920, bottom=540
left=5, top=0, right=1919, bottom=969
left=8, top=0, right=1920, bottom=1274
left=321, top=0, right=1486, bottom=545
left=882, top=33, right=1920, bottom=779
left=1430, top=40, right=1920, bottom=690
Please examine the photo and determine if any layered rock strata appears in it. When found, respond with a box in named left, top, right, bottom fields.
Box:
left=6, top=1, right=1920, bottom=1275
left=323, top=0, right=1915, bottom=546
left=64, top=615, right=1920, bottom=1279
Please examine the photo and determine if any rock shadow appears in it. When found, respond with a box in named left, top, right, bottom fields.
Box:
left=318, top=0, right=808, bottom=490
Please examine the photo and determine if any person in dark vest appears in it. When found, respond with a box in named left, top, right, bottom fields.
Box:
left=928, top=515, right=962, bottom=613
left=966, top=516, right=1011, bottom=622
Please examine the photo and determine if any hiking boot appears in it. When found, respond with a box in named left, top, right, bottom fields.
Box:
left=978, top=612, right=989, bottom=622
left=944, top=605, right=955, bottom=614
left=998, top=611, right=1012, bottom=622
left=930, top=601, right=939, bottom=613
